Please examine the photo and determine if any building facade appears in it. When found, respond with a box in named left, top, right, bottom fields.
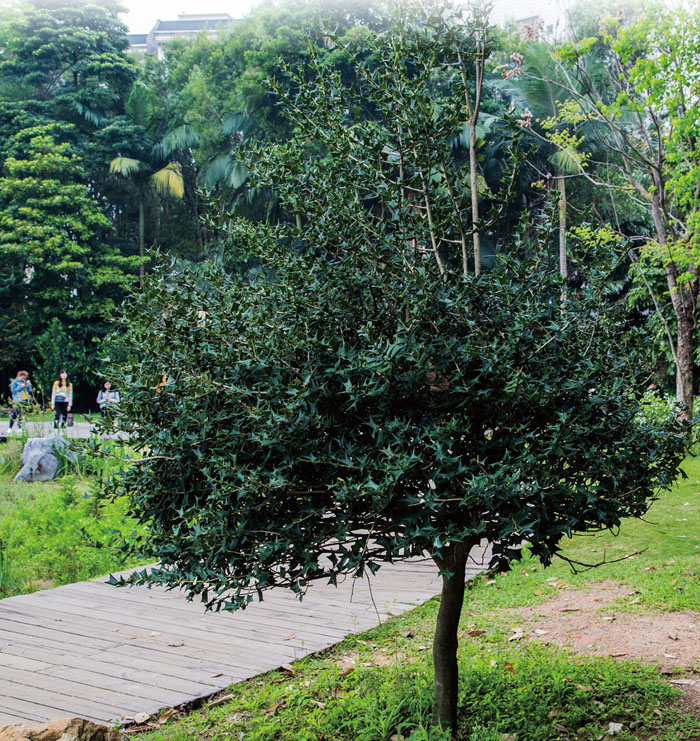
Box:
left=128, top=13, right=233, bottom=59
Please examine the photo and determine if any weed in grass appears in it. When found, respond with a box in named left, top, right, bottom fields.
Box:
left=0, top=438, right=24, bottom=475
left=0, top=528, right=21, bottom=594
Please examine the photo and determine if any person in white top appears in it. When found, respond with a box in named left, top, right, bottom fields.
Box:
left=97, top=380, right=120, bottom=419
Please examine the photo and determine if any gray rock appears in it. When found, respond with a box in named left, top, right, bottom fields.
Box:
left=0, top=717, right=122, bottom=740
left=13, top=434, right=77, bottom=483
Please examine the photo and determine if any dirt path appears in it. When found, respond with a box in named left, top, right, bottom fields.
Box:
left=506, top=581, right=700, bottom=707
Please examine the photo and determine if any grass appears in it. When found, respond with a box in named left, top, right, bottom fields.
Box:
left=0, top=435, right=144, bottom=597
left=141, top=457, right=700, bottom=741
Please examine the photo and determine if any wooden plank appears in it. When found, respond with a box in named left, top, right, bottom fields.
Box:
left=0, top=618, right=115, bottom=651
left=0, top=711, right=36, bottom=727
left=0, top=666, right=147, bottom=717
left=0, top=651, right=53, bottom=672
left=41, top=665, right=194, bottom=708
left=0, top=600, right=316, bottom=661
left=0, top=676, right=129, bottom=724
left=64, top=580, right=388, bottom=625
left=13, top=584, right=381, bottom=641
left=0, top=642, right=221, bottom=697
left=0, top=605, right=313, bottom=672
left=5, top=591, right=362, bottom=647
left=0, top=695, right=56, bottom=724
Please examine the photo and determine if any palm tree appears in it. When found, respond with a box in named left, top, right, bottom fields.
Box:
left=199, top=111, right=282, bottom=224
left=509, top=43, right=596, bottom=279
left=109, top=84, right=199, bottom=280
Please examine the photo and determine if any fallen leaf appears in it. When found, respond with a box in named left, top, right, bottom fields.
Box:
left=158, top=710, right=176, bottom=725
left=669, top=679, right=695, bottom=686
left=150, top=631, right=161, bottom=637
left=467, top=629, right=485, bottom=637
left=403, top=630, right=415, bottom=638
left=653, top=708, right=662, bottom=717
left=282, top=633, right=296, bottom=641
left=608, top=721, right=624, bottom=735
left=485, top=579, right=496, bottom=585
left=534, top=629, right=549, bottom=636
left=112, top=628, right=119, bottom=632
left=167, top=641, right=184, bottom=647
left=208, top=693, right=235, bottom=708
left=281, top=663, right=295, bottom=675
left=610, top=652, right=627, bottom=658
left=125, top=636, right=139, bottom=640
left=644, top=566, right=656, bottom=572
left=339, top=666, right=354, bottom=677
left=417, top=645, right=428, bottom=651
left=310, top=700, right=326, bottom=709
left=264, top=703, right=284, bottom=715
left=534, top=589, right=542, bottom=595
left=210, top=672, right=223, bottom=678
left=503, top=662, right=516, bottom=674
left=133, top=713, right=149, bottom=725
left=508, top=631, right=525, bottom=642
left=664, top=653, right=678, bottom=659
left=561, top=607, right=580, bottom=612
left=549, top=708, right=563, bottom=717
left=668, top=633, right=679, bottom=641
left=628, top=597, right=640, bottom=605
left=602, top=616, right=615, bottom=622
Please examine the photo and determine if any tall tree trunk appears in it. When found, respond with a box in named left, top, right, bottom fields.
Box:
left=469, top=123, right=481, bottom=277
left=557, top=176, right=567, bottom=279
left=432, top=539, right=476, bottom=732
left=676, top=314, right=694, bottom=418
left=138, top=198, right=145, bottom=284
left=653, top=193, right=696, bottom=418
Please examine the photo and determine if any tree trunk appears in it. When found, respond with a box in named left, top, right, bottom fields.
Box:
left=138, top=198, right=145, bottom=284
left=557, top=176, right=567, bottom=279
left=469, top=123, right=481, bottom=277
left=653, top=193, right=696, bottom=418
left=432, top=540, right=475, bottom=732
left=676, top=314, right=694, bottom=419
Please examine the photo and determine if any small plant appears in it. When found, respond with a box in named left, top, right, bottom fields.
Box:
left=58, top=475, right=79, bottom=507
left=635, top=389, right=678, bottom=427
left=0, top=529, right=23, bottom=597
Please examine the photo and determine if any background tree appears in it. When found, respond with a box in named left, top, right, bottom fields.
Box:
left=533, top=6, right=700, bottom=415
left=104, top=7, right=687, bottom=733
left=0, top=125, right=139, bottom=399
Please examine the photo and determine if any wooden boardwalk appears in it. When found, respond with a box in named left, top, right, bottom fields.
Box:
left=0, top=544, right=491, bottom=727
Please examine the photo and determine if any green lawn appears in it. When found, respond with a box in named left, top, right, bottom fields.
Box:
left=0, top=437, right=143, bottom=597
left=141, top=458, right=700, bottom=741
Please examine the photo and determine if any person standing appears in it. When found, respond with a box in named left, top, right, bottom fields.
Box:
left=51, top=370, right=73, bottom=429
left=8, top=370, right=32, bottom=434
left=97, top=380, right=120, bottom=418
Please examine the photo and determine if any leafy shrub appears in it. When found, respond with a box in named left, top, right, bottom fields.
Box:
left=635, top=389, right=678, bottom=427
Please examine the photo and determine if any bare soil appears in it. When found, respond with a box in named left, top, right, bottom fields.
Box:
left=507, top=581, right=700, bottom=707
